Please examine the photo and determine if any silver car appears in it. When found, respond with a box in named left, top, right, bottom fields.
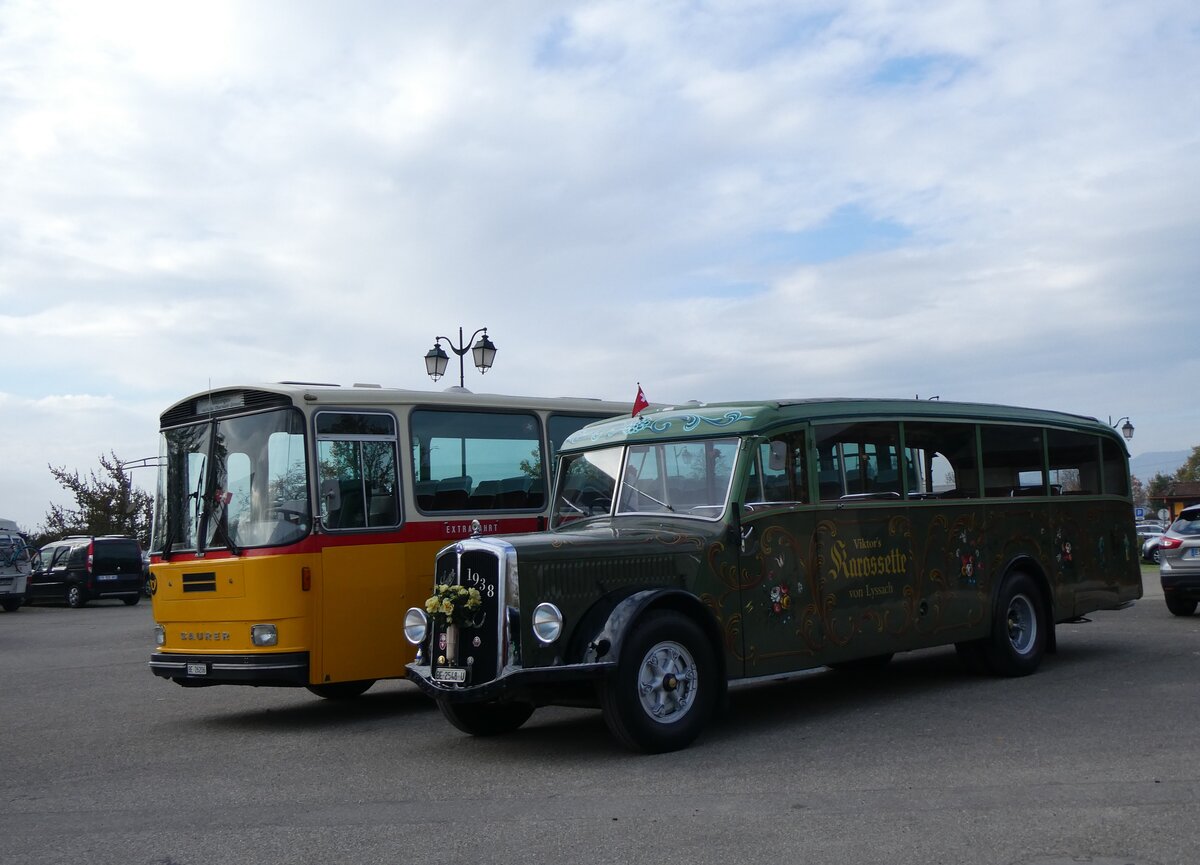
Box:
left=1159, top=504, right=1200, bottom=616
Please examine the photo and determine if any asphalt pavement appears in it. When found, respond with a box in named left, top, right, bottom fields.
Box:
left=1, top=566, right=1196, bottom=865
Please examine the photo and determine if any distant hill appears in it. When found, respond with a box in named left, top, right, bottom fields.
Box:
left=1129, top=450, right=1189, bottom=482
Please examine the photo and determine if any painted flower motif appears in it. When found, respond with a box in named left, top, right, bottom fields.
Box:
left=955, top=530, right=983, bottom=586
left=765, top=583, right=792, bottom=620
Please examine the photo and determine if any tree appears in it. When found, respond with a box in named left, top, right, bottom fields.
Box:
left=1130, top=475, right=1147, bottom=508
left=39, top=452, right=153, bottom=547
left=1145, top=471, right=1175, bottom=513
left=1174, top=445, right=1200, bottom=483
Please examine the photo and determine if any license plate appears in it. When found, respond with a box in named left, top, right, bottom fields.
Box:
left=433, top=667, right=467, bottom=683
left=1189, top=548, right=1200, bottom=559
left=97, top=574, right=119, bottom=581
left=186, top=663, right=208, bottom=676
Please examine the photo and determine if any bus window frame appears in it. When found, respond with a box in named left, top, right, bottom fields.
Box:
left=314, top=408, right=402, bottom=533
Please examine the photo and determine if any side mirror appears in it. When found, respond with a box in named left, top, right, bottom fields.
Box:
left=768, top=440, right=788, bottom=472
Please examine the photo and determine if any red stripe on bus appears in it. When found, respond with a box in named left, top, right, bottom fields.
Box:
left=152, top=518, right=542, bottom=562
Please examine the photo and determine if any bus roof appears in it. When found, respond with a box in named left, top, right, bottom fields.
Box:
left=160, top=382, right=630, bottom=428
left=561, top=398, right=1121, bottom=451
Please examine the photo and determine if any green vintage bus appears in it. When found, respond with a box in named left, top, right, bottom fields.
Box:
left=404, top=399, right=1142, bottom=752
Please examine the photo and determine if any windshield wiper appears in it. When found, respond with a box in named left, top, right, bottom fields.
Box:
left=619, top=480, right=674, bottom=512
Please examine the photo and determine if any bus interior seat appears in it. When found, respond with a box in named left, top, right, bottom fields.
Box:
left=415, top=481, right=437, bottom=510
left=874, top=469, right=900, bottom=494
left=498, top=476, right=533, bottom=509
left=468, top=479, right=501, bottom=509
left=818, top=470, right=842, bottom=501
left=337, top=481, right=367, bottom=528
left=369, top=493, right=397, bottom=526
left=434, top=477, right=472, bottom=510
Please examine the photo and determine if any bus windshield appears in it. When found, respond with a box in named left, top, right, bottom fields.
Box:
left=153, top=407, right=309, bottom=554
left=553, top=437, right=739, bottom=525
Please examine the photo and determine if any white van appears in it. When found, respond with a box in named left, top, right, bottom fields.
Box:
left=1, top=525, right=32, bottom=612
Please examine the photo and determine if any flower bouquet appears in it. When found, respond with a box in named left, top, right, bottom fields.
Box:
left=423, top=584, right=483, bottom=666
left=424, top=583, right=483, bottom=626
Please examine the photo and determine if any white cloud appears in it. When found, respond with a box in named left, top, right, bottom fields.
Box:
left=1, top=0, right=1198, bottom=530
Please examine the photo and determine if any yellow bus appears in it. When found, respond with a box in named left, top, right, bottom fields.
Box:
left=147, top=382, right=628, bottom=698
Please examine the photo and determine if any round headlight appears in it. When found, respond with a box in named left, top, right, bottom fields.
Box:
left=403, top=607, right=429, bottom=646
left=531, top=602, right=563, bottom=645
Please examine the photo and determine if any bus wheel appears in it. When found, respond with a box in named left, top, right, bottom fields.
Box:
left=1165, top=596, right=1197, bottom=617
left=981, top=572, right=1045, bottom=677
left=438, top=700, right=535, bottom=736
left=599, top=610, right=716, bottom=754
left=66, top=585, right=87, bottom=608
left=306, top=679, right=375, bottom=700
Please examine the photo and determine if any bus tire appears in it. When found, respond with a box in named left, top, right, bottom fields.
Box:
left=599, top=610, right=716, bottom=754
left=980, top=572, right=1045, bottom=677
left=306, top=679, right=375, bottom=700
left=438, top=700, right=535, bottom=736
left=1165, top=596, right=1197, bottom=617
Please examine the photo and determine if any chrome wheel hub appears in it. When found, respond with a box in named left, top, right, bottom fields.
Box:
left=636, top=640, right=697, bottom=724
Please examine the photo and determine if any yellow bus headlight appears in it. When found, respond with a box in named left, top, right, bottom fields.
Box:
left=250, top=624, right=278, bottom=647
left=154, top=624, right=165, bottom=647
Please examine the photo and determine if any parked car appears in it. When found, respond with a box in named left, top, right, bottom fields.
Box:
left=0, top=529, right=32, bottom=612
left=1142, top=530, right=1167, bottom=563
left=1159, top=504, right=1200, bottom=616
left=28, top=536, right=144, bottom=608
left=1135, top=521, right=1165, bottom=541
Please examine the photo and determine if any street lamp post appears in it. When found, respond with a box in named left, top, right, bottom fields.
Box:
left=424, top=327, right=497, bottom=389
left=1109, top=416, right=1135, bottom=441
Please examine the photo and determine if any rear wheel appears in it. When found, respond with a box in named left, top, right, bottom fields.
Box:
left=122, top=595, right=140, bottom=607
left=599, top=610, right=718, bottom=753
left=438, top=700, right=535, bottom=736
left=1165, top=596, right=1197, bottom=617
left=979, top=572, right=1046, bottom=676
left=306, top=680, right=375, bottom=700
left=1, top=598, right=21, bottom=612
left=66, top=585, right=87, bottom=608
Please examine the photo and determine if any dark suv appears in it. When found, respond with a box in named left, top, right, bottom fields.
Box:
left=29, top=536, right=144, bottom=608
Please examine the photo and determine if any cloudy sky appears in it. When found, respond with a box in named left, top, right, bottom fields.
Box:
left=2, top=0, right=1197, bottom=532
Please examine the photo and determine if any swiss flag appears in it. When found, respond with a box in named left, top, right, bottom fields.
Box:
left=632, top=384, right=649, bottom=417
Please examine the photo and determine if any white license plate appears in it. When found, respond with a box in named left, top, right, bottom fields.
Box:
left=96, top=574, right=119, bottom=581
left=1189, top=548, right=1200, bottom=559
left=433, top=667, right=467, bottom=683
left=186, top=663, right=208, bottom=676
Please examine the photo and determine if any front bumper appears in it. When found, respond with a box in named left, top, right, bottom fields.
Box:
left=149, top=651, right=309, bottom=687
left=406, top=660, right=614, bottom=704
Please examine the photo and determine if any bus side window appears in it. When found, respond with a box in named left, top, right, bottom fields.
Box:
left=901, top=421, right=978, bottom=498
left=981, top=425, right=1045, bottom=497
left=749, top=432, right=807, bottom=504
left=1047, top=429, right=1101, bottom=495
left=813, top=422, right=901, bottom=501
left=410, top=410, right=545, bottom=513
left=315, top=412, right=400, bottom=530
left=1100, top=437, right=1129, bottom=496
